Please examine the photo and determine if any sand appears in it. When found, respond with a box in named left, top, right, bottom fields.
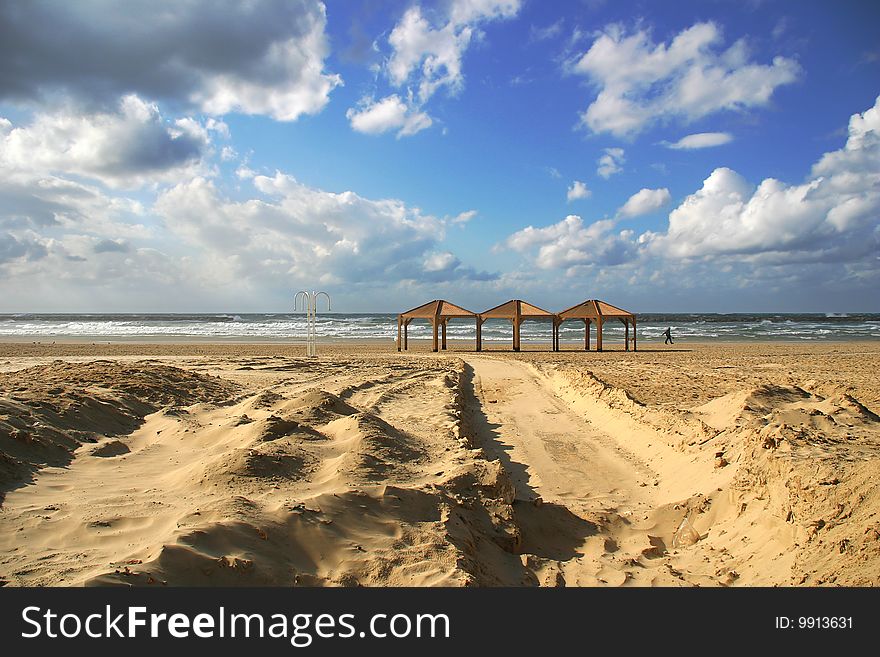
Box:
left=0, top=340, right=878, bottom=587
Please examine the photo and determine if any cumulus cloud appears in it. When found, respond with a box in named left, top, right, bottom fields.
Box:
left=503, top=95, right=880, bottom=286
left=0, top=95, right=214, bottom=188
left=618, top=187, right=671, bottom=217
left=0, top=167, right=147, bottom=236
left=665, top=132, right=733, bottom=149
left=0, top=232, right=203, bottom=311
left=504, top=215, right=636, bottom=270
left=643, top=94, right=880, bottom=263
left=1, top=166, right=493, bottom=309
left=597, top=147, right=624, bottom=178
left=0, top=0, right=341, bottom=121
left=0, top=232, right=49, bottom=265
left=573, top=22, right=800, bottom=137
left=567, top=180, right=591, bottom=202
left=387, top=0, right=520, bottom=100
left=154, top=173, right=491, bottom=287
left=349, top=0, right=520, bottom=136
left=423, top=251, right=460, bottom=272
left=346, top=95, right=433, bottom=137
left=0, top=149, right=174, bottom=309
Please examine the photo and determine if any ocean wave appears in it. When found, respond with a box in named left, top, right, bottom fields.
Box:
left=0, top=313, right=877, bottom=341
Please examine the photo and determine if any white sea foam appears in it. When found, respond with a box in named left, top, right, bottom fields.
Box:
left=0, top=313, right=876, bottom=341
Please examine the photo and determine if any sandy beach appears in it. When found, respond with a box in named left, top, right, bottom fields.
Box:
left=1, top=340, right=878, bottom=587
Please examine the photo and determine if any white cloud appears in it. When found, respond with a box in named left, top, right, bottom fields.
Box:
left=567, top=180, right=591, bottom=202
left=665, top=132, right=733, bottom=149
left=0, top=136, right=166, bottom=308
left=503, top=96, right=880, bottom=285
left=644, top=94, right=880, bottom=262
left=504, top=215, right=635, bottom=270
left=0, top=0, right=341, bottom=122
left=449, top=0, right=521, bottom=24
left=0, top=163, right=147, bottom=238
left=387, top=6, right=468, bottom=99
left=235, top=165, right=257, bottom=180
left=450, top=209, right=477, bottom=225
left=385, top=0, right=520, bottom=99
left=346, top=95, right=433, bottom=137
left=0, top=95, right=213, bottom=188
left=350, top=0, right=521, bottom=136
left=597, top=147, right=624, bottom=178
left=154, top=173, right=492, bottom=287
left=618, top=187, right=671, bottom=217
left=423, top=251, right=460, bottom=272
left=530, top=19, right=564, bottom=43
left=573, top=22, right=800, bottom=137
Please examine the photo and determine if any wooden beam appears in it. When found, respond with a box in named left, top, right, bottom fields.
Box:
left=597, top=317, right=603, bottom=352
left=584, top=319, right=590, bottom=351
left=397, top=316, right=401, bottom=352
left=476, top=317, right=482, bottom=352
left=441, top=319, right=447, bottom=350
left=625, top=318, right=630, bottom=351
left=404, top=319, right=409, bottom=350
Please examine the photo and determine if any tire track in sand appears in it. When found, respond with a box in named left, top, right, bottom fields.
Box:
left=461, top=356, right=654, bottom=516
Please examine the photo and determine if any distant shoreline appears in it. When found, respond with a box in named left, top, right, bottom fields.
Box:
left=1, top=337, right=879, bottom=348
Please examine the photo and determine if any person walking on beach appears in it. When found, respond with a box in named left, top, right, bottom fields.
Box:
left=663, top=327, right=674, bottom=344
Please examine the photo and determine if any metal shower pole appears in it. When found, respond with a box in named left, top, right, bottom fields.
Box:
left=294, top=290, right=331, bottom=356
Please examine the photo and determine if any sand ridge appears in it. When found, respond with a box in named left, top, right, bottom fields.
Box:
left=0, top=341, right=878, bottom=586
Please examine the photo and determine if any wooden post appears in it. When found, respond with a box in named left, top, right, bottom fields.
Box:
left=397, top=316, right=402, bottom=352
left=441, top=319, right=447, bottom=350
left=513, top=301, right=521, bottom=352
left=624, top=318, right=630, bottom=351
left=476, top=317, right=482, bottom=352
left=432, top=303, right=442, bottom=353
left=584, top=319, right=590, bottom=351
left=404, top=320, right=409, bottom=351
left=597, top=317, right=603, bottom=352
left=553, top=319, right=558, bottom=352
left=633, top=317, right=637, bottom=352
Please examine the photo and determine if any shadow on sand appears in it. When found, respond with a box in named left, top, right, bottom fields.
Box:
left=458, top=362, right=596, bottom=564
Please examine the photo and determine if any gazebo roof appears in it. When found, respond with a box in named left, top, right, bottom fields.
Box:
left=558, top=299, right=635, bottom=319
left=480, top=299, right=554, bottom=318
left=398, top=299, right=476, bottom=319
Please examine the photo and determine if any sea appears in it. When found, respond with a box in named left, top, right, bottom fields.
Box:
left=0, top=313, right=878, bottom=342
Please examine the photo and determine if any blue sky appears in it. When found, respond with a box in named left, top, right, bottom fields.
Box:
left=0, top=0, right=878, bottom=312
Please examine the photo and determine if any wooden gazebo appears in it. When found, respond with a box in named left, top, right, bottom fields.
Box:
left=556, top=299, right=637, bottom=352
left=478, top=299, right=555, bottom=352
left=397, top=299, right=478, bottom=352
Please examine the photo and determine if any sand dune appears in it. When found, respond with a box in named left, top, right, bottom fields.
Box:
left=0, top=342, right=878, bottom=586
